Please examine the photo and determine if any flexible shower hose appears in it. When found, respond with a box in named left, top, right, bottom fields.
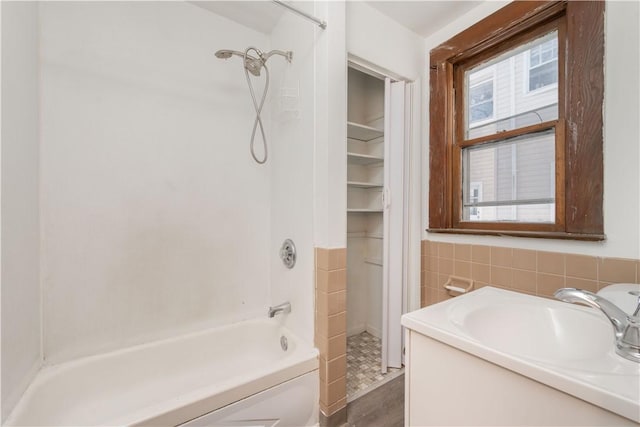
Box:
left=244, top=47, right=269, bottom=164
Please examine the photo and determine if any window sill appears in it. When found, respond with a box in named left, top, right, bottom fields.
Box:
left=426, top=228, right=606, bottom=242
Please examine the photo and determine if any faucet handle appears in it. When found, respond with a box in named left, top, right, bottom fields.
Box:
left=629, top=291, right=640, bottom=317
left=618, top=291, right=640, bottom=363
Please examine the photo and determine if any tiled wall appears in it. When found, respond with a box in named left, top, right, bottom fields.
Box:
left=420, top=240, right=640, bottom=307
left=315, top=248, right=347, bottom=416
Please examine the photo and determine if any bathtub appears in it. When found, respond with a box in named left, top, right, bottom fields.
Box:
left=5, top=318, right=319, bottom=426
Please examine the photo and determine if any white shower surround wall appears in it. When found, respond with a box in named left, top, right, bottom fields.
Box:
left=1, top=2, right=42, bottom=421
left=268, top=1, right=317, bottom=346
left=37, top=1, right=317, bottom=363
left=5, top=319, right=318, bottom=426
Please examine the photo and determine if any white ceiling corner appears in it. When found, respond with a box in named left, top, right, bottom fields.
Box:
left=364, top=1, right=482, bottom=38
left=191, top=1, right=286, bottom=35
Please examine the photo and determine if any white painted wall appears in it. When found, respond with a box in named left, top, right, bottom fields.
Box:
left=346, top=2, right=424, bottom=82
left=1, top=2, right=42, bottom=421
left=39, top=2, right=273, bottom=364
left=347, top=67, right=384, bottom=124
left=314, top=1, right=347, bottom=249
left=269, top=4, right=316, bottom=345
left=346, top=238, right=367, bottom=336
left=423, top=1, right=640, bottom=259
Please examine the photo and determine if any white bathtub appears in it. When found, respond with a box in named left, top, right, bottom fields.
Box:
left=5, top=318, right=319, bottom=426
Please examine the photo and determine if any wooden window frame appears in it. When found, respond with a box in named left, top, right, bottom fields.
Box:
left=428, top=1, right=605, bottom=241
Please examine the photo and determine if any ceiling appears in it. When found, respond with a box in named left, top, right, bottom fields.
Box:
left=365, top=1, right=481, bottom=38
left=191, top=1, right=286, bottom=34
left=192, top=0, right=482, bottom=37
left=192, top=1, right=480, bottom=38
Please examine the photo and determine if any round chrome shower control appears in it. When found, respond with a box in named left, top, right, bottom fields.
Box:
left=280, top=239, right=296, bottom=269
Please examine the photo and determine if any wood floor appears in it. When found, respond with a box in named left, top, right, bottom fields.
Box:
left=345, top=374, right=404, bottom=427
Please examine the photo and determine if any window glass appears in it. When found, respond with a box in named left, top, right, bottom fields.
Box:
left=465, top=31, right=558, bottom=140
left=469, top=79, right=494, bottom=124
left=462, top=129, right=555, bottom=222
left=529, top=38, right=558, bottom=91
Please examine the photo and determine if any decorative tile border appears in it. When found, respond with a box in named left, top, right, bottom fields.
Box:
left=420, top=240, right=640, bottom=307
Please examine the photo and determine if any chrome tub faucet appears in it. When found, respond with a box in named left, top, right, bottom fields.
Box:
left=268, top=301, right=291, bottom=318
left=555, top=288, right=640, bottom=363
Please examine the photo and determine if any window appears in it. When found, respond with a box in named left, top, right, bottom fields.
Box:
left=469, top=75, right=494, bottom=125
left=528, top=37, right=558, bottom=91
left=428, top=1, right=605, bottom=240
left=462, top=31, right=558, bottom=223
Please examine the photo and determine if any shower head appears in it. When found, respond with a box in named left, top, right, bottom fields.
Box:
left=242, top=50, right=292, bottom=77
left=215, top=46, right=294, bottom=165
left=214, top=49, right=244, bottom=59
left=244, top=57, right=264, bottom=76
left=215, top=49, right=264, bottom=76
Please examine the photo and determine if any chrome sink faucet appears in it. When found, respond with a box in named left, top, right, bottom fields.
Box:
left=268, top=301, right=291, bottom=318
left=554, top=288, right=640, bottom=363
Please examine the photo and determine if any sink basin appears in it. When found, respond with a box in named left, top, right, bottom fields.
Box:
left=450, top=302, right=613, bottom=363
left=401, top=287, right=640, bottom=423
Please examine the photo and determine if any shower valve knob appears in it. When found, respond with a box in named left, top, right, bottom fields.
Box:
left=280, top=239, right=296, bottom=269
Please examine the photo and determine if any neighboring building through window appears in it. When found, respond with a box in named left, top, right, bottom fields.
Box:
left=528, top=37, right=558, bottom=91
left=468, top=76, right=494, bottom=125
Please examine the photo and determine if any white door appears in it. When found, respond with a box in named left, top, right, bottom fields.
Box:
left=381, top=78, right=406, bottom=372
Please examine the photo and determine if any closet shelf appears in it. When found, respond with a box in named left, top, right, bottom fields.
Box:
left=347, top=152, right=384, bottom=165
left=347, top=121, right=384, bottom=142
left=347, top=208, right=384, bottom=213
left=347, top=181, right=383, bottom=189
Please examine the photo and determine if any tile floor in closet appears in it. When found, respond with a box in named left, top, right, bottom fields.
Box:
left=346, top=331, right=403, bottom=399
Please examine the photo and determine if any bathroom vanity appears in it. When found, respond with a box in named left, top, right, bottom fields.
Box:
left=402, top=287, right=640, bottom=426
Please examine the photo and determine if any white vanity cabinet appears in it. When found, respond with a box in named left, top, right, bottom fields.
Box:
left=404, top=330, right=637, bottom=426
left=402, top=287, right=640, bottom=426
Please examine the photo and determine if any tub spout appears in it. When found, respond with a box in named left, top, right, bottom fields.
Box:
left=268, top=302, right=291, bottom=318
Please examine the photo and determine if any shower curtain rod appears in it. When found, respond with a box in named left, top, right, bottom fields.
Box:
left=272, top=0, right=327, bottom=29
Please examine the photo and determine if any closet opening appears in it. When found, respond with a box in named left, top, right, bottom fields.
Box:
left=346, top=60, right=410, bottom=401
